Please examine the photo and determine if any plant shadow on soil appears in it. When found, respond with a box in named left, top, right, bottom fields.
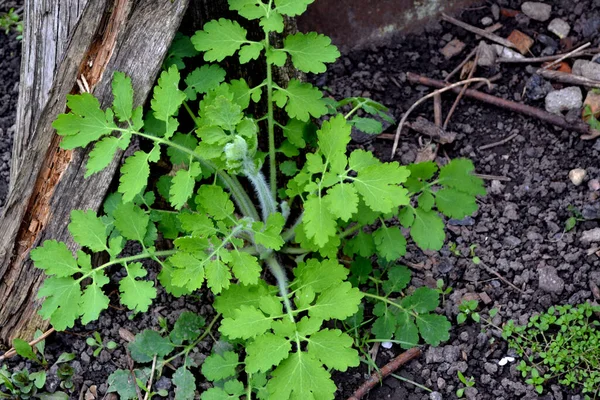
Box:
left=3, top=0, right=600, bottom=399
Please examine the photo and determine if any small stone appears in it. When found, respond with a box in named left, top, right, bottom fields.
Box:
left=479, top=291, right=493, bottom=305
left=581, top=227, right=600, bottom=244
left=155, top=376, right=172, bottom=391
left=484, top=362, right=499, bottom=374
left=490, top=180, right=504, bottom=195
left=525, top=74, right=553, bottom=100
left=545, top=87, right=583, bottom=115
left=425, top=347, right=445, bottom=363
left=459, top=331, right=470, bottom=342
left=573, top=60, right=600, bottom=81
left=430, top=392, right=443, bottom=400
left=503, top=235, right=522, bottom=248
left=481, top=17, right=493, bottom=26
left=589, top=179, right=600, bottom=191
left=448, top=216, right=475, bottom=226
left=465, top=387, right=479, bottom=399
left=477, top=42, right=497, bottom=67
left=569, top=168, right=587, bottom=186
left=521, top=2, right=552, bottom=21
left=538, top=266, right=565, bottom=294
left=507, top=30, right=534, bottom=54
left=440, top=39, right=466, bottom=59
left=548, top=18, right=570, bottom=39
left=491, top=4, right=500, bottom=20
left=493, top=44, right=524, bottom=60
left=443, top=345, right=460, bottom=363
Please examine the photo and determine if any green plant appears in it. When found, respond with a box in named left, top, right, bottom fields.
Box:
left=107, top=311, right=210, bottom=399
left=469, top=244, right=480, bottom=264
left=86, top=331, right=117, bottom=357
left=436, top=278, right=452, bottom=306
left=0, top=334, right=74, bottom=399
left=30, top=0, right=486, bottom=397
left=565, top=204, right=585, bottom=232
left=502, top=303, right=600, bottom=396
left=0, top=8, right=22, bottom=40
left=457, top=299, right=480, bottom=324
left=456, top=371, right=475, bottom=398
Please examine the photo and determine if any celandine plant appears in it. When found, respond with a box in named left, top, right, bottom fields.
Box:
left=30, top=0, right=486, bottom=398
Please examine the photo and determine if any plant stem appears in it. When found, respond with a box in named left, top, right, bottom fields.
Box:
left=265, top=256, right=294, bottom=324
left=390, top=373, right=433, bottom=393
left=339, top=223, right=361, bottom=239
left=126, top=129, right=260, bottom=221
left=161, top=313, right=222, bottom=366
left=77, top=250, right=176, bottom=282
left=264, top=35, right=277, bottom=202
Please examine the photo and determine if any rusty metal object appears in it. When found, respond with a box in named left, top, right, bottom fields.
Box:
left=298, top=0, right=479, bottom=50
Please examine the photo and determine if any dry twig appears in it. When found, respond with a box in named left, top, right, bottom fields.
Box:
left=406, top=72, right=594, bottom=137
left=497, top=47, right=600, bottom=63
left=442, top=13, right=517, bottom=50
left=0, top=327, right=56, bottom=361
left=143, top=355, right=158, bottom=400
left=474, top=173, right=512, bottom=182
left=445, top=47, right=477, bottom=82
left=536, top=69, right=600, bottom=89
left=538, top=42, right=590, bottom=71
left=443, top=44, right=481, bottom=129
left=433, top=94, right=443, bottom=127
left=347, top=347, right=422, bottom=400
left=391, top=77, right=491, bottom=158
left=478, top=132, right=518, bottom=150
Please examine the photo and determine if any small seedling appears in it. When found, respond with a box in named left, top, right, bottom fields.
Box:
left=436, top=279, right=452, bottom=306
left=447, top=241, right=461, bottom=256
left=456, top=371, right=475, bottom=398
left=86, top=331, right=118, bottom=357
left=565, top=205, right=585, bottom=232
left=469, top=244, right=480, bottom=264
left=0, top=8, right=22, bottom=40
left=457, top=299, right=480, bottom=324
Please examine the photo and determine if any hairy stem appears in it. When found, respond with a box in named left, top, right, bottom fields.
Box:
left=265, top=35, right=277, bottom=203
left=244, top=159, right=276, bottom=222
left=124, top=129, right=260, bottom=221
left=265, top=255, right=294, bottom=323
left=77, top=250, right=176, bottom=282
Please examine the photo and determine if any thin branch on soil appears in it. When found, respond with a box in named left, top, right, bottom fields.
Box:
left=536, top=68, right=600, bottom=89
left=474, top=173, right=512, bottom=182
left=0, top=327, right=56, bottom=361
left=143, top=355, right=158, bottom=400
left=538, top=42, right=590, bottom=71
left=497, top=48, right=600, bottom=63
left=406, top=72, right=595, bottom=137
left=441, top=13, right=517, bottom=50
left=472, top=72, right=502, bottom=90
left=445, top=47, right=477, bottom=82
left=478, top=132, right=518, bottom=150
left=480, top=261, right=525, bottom=294
left=391, top=77, right=491, bottom=158
left=347, top=347, right=422, bottom=400
left=443, top=44, right=481, bottom=129
left=433, top=94, right=443, bottom=127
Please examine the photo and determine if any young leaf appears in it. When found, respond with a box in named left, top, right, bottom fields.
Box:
left=272, top=79, right=327, bottom=122
left=282, top=32, right=340, bottom=74
left=372, top=303, right=395, bottom=339
left=129, top=330, right=173, bottom=363
left=350, top=117, right=383, bottom=134
left=192, top=18, right=248, bottom=62
left=293, top=258, right=349, bottom=293
left=303, top=194, right=337, bottom=247
left=310, top=282, right=363, bottom=320
left=220, top=305, right=273, bottom=339
left=80, top=270, right=110, bottom=324
left=107, top=370, right=138, bottom=399
left=415, top=313, right=451, bottom=346
left=86, top=136, right=121, bottom=177
left=267, top=352, right=336, bottom=400
left=164, top=33, right=199, bottom=70
left=173, top=367, right=196, bottom=400
left=150, top=65, right=186, bottom=123
left=438, top=158, right=486, bottom=196
left=306, top=329, right=359, bottom=371
left=170, top=312, right=205, bottom=345
left=196, top=185, right=235, bottom=220
left=170, top=162, right=202, bottom=210
left=245, top=333, right=291, bottom=374
left=351, top=161, right=410, bottom=213
left=382, top=265, right=411, bottom=294
left=402, top=287, right=439, bottom=313
left=252, top=213, right=285, bottom=250
left=111, top=72, right=134, bottom=122
left=229, top=251, right=261, bottom=285
left=395, top=311, right=420, bottom=349
left=37, top=277, right=82, bottom=331
left=68, top=210, right=109, bottom=252
left=12, top=339, right=39, bottom=363
left=184, top=64, right=227, bottom=101
left=410, top=208, right=445, bottom=251
left=118, top=150, right=152, bottom=202
left=274, top=0, right=315, bottom=16
left=434, top=187, right=478, bottom=219
left=373, top=225, right=406, bottom=261
left=30, top=240, right=78, bottom=277
left=113, top=201, right=149, bottom=243
left=53, top=93, right=117, bottom=150
left=119, top=262, right=156, bottom=313
left=201, top=351, right=239, bottom=381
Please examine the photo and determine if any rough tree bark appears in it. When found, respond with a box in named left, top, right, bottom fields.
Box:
left=0, top=0, right=189, bottom=345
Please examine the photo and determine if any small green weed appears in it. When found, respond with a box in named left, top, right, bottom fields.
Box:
left=565, top=205, right=585, bottom=232
left=502, top=303, right=600, bottom=396
left=86, top=331, right=117, bottom=357
left=456, top=371, right=475, bottom=398
left=0, top=8, right=22, bottom=40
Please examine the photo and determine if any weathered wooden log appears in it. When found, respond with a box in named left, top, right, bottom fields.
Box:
left=0, top=0, right=189, bottom=345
